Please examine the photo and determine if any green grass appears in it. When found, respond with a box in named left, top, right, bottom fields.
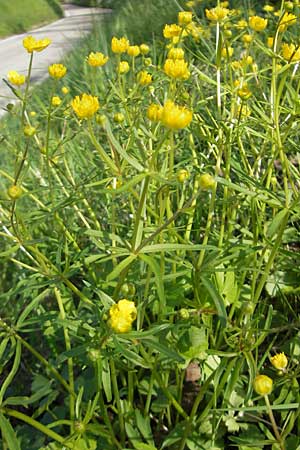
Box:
left=0, top=0, right=63, bottom=38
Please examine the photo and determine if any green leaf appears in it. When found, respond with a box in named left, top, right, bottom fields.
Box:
left=201, top=276, right=227, bottom=327
left=102, top=357, right=112, bottom=402
left=0, top=413, right=21, bottom=450
left=106, top=254, right=137, bottom=281
left=267, top=208, right=289, bottom=238
left=143, top=338, right=184, bottom=363
left=139, top=254, right=165, bottom=311
left=139, top=243, right=216, bottom=253
left=0, top=339, right=21, bottom=405
left=17, top=289, right=50, bottom=327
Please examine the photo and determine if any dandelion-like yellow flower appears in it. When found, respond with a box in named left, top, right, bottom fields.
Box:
left=140, top=44, right=150, bottom=55
left=71, top=93, right=99, bottom=119
left=147, top=104, right=163, bottom=122
left=168, top=47, right=185, bottom=60
left=178, top=11, right=193, bottom=25
left=111, top=36, right=130, bottom=54
left=7, top=70, right=26, bottom=86
left=163, top=24, right=182, bottom=39
left=48, top=63, right=67, bottom=79
left=51, top=96, right=62, bottom=107
left=253, top=375, right=273, bottom=395
left=109, top=299, right=137, bottom=333
left=278, top=12, right=297, bottom=32
left=118, top=61, right=130, bottom=74
left=23, top=35, right=51, bottom=53
left=205, top=6, right=229, bottom=22
left=127, top=45, right=140, bottom=57
left=160, top=100, right=192, bottom=130
left=249, top=16, right=268, bottom=32
left=270, top=353, right=288, bottom=370
left=282, top=43, right=300, bottom=62
left=137, top=71, right=152, bottom=86
left=164, top=58, right=190, bottom=80
left=87, top=52, right=109, bottom=67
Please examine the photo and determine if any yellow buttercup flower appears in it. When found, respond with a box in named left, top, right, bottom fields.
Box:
left=48, top=63, right=67, bottom=79
left=23, top=35, right=51, bottom=53
left=205, top=6, right=229, bottom=22
left=164, top=58, right=190, bottom=80
left=147, top=104, right=163, bottom=122
left=168, top=47, right=185, bottom=60
left=278, top=12, right=297, bottom=32
left=253, top=375, right=273, bottom=395
left=118, top=61, right=130, bottom=74
left=140, top=44, right=150, bottom=55
left=87, top=52, right=109, bottom=67
left=163, top=24, right=182, bottom=39
left=109, top=299, right=137, bottom=333
left=111, top=36, right=130, bottom=54
left=270, top=353, right=288, bottom=370
left=160, top=100, right=192, bottom=130
left=7, top=70, right=26, bottom=86
left=282, top=43, right=300, bottom=62
left=137, top=70, right=152, bottom=86
left=249, top=16, right=268, bottom=32
left=127, top=45, right=140, bottom=57
left=178, top=11, right=193, bottom=25
left=51, top=96, right=62, bottom=107
left=71, top=93, right=99, bottom=119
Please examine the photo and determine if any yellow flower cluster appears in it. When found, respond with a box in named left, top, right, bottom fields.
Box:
left=164, top=58, right=190, bottom=80
left=111, top=36, right=130, bottom=54
left=7, top=70, right=26, bottom=86
left=147, top=101, right=193, bottom=130
left=163, top=24, right=182, bottom=39
left=282, top=43, right=300, bottom=62
left=205, top=6, right=229, bottom=22
left=48, top=63, right=67, bottom=79
left=109, top=299, right=137, bottom=333
left=87, top=52, right=109, bottom=67
left=249, top=16, right=268, bottom=32
left=71, top=93, right=99, bottom=119
left=23, top=35, right=51, bottom=53
left=178, top=11, right=192, bottom=26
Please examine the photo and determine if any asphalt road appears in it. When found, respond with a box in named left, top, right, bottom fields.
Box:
left=0, top=4, right=111, bottom=116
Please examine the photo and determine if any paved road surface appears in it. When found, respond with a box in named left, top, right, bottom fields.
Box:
left=0, top=4, right=111, bottom=116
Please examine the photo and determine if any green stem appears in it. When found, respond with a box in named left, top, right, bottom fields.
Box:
left=264, top=394, right=285, bottom=450
left=110, top=358, right=125, bottom=446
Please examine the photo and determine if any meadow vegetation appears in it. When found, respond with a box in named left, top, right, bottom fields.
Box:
left=0, top=0, right=299, bottom=449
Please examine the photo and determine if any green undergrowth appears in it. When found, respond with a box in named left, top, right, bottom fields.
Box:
left=0, top=0, right=63, bottom=39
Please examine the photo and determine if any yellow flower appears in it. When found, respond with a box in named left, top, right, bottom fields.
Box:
left=205, top=6, right=229, bottom=22
left=282, top=43, right=300, bottom=62
left=270, top=353, right=288, bottom=370
left=267, top=36, right=274, bottom=48
left=71, top=93, right=99, bottom=119
left=242, top=34, right=253, bottom=44
left=164, top=58, right=190, bottom=80
left=147, top=104, right=163, bottom=122
left=168, top=47, right=185, bottom=60
left=118, top=61, right=130, bottom=74
left=278, top=12, right=297, bottom=32
left=249, top=16, right=268, bottom=32
left=7, top=185, right=23, bottom=200
left=263, top=5, right=274, bottom=12
left=62, top=86, right=70, bottom=95
left=199, top=173, right=216, bottom=190
left=87, top=52, right=109, bottom=67
left=163, top=24, right=182, bottom=39
left=127, top=45, right=140, bottom=57
left=137, top=70, right=152, bottom=86
left=109, top=299, right=137, bottom=333
left=111, top=36, right=130, bottom=54
left=178, top=11, right=193, bottom=25
left=23, top=35, right=51, bottom=53
left=160, top=100, right=192, bottom=130
left=51, top=96, right=62, bottom=107
left=253, top=375, right=273, bottom=395
left=48, top=63, right=67, bottom=79
left=140, top=43, right=150, bottom=55
left=236, top=19, right=248, bottom=29
left=23, top=125, right=36, bottom=137
left=221, top=46, right=234, bottom=58
left=7, top=70, right=26, bottom=86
